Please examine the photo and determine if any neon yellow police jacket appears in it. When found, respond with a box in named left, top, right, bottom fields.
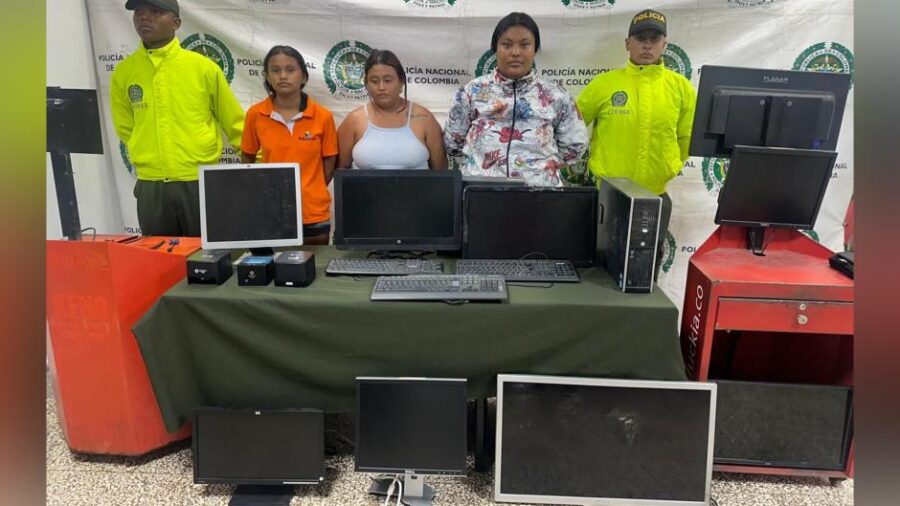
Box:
left=576, top=59, right=696, bottom=195
left=110, top=37, right=244, bottom=182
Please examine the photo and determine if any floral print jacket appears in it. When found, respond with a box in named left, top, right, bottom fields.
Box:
left=444, top=69, right=589, bottom=186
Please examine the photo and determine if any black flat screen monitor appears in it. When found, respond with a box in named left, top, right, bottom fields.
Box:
left=355, top=377, right=467, bottom=476
left=715, top=146, right=836, bottom=230
left=712, top=381, right=853, bottom=470
left=47, top=87, right=103, bottom=154
left=495, top=374, right=716, bottom=506
left=192, top=408, right=325, bottom=485
left=199, top=163, right=303, bottom=250
left=690, top=65, right=850, bottom=157
left=462, top=186, right=598, bottom=267
left=333, top=169, right=462, bottom=251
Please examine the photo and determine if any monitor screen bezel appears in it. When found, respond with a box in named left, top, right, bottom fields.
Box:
left=461, top=186, right=599, bottom=267
left=332, top=169, right=463, bottom=251
left=714, top=145, right=836, bottom=230
left=689, top=65, right=851, bottom=158
left=354, top=377, right=468, bottom=476
left=199, top=163, right=304, bottom=250
left=191, top=407, right=325, bottom=486
left=495, top=374, right=717, bottom=506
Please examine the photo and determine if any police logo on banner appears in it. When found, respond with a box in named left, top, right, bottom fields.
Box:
left=727, top=0, right=777, bottom=7
left=793, top=42, right=854, bottom=88
left=120, top=141, right=136, bottom=178
left=475, top=50, right=498, bottom=78
left=663, top=43, right=692, bottom=79
left=403, top=0, right=457, bottom=6
left=611, top=91, right=628, bottom=107
left=661, top=231, right=677, bottom=274
left=182, top=33, right=235, bottom=84
left=127, top=84, right=143, bottom=104
left=324, top=40, right=373, bottom=99
left=701, top=157, right=729, bottom=195
left=562, top=0, right=616, bottom=8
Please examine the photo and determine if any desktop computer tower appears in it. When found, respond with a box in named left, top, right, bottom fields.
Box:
left=596, top=177, right=662, bottom=293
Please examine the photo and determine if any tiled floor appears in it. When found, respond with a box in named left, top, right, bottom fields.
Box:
left=46, top=383, right=853, bottom=506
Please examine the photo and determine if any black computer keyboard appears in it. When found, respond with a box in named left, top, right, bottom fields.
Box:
left=370, top=275, right=507, bottom=301
left=455, top=259, right=580, bottom=283
left=325, top=258, right=444, bottom=276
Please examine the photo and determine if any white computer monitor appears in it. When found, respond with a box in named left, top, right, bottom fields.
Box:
left=495, top=374, right=717, bottom=506
left=199, top=163, right=303, bottom=250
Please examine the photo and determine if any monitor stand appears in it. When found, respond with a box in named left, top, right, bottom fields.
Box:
left=368, top=474, right=436, bottom=506
left=747, top=226, right=768, bottom=256
left=228, top=484, right=294, bottom=506
left=249, top=247, right=276, bottom=257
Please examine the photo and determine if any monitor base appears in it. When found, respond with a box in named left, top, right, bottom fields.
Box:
left=228, top=484, right=294, bottom=506
left=368, top=474, right=436, bottom=506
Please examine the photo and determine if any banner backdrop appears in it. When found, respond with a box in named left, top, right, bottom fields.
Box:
left=85, top=0, right=854, bottom=314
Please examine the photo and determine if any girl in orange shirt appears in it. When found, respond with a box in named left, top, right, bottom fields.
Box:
left=241, top=45, right=338, bottom=245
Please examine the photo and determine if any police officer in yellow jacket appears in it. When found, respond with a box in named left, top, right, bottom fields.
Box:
left=577, top=9, right=696, bottom=275
left=110, top=0, right=244, bottom=236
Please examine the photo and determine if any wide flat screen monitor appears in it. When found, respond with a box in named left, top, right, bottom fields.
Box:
left=462, top=186, right=598, bottom=267
left=715, top=146, right=836, bottom=232
left=192, top=408, right=324, bottom=485
left=690, top=65, right=850, bottom=157
left=496, top=374, right=716, bottom=506
left=712, top=380, right=853, bottom=470
left=199, top=163, right=302, bottom=250
left=333, top=169, right=462, bottom=252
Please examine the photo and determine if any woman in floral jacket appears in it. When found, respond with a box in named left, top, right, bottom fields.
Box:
left=444, top=12, right=589, bottom=187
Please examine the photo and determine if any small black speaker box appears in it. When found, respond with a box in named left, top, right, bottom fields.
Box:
left=187, top=250, right=233, bottom=285
left=237, top=255, right=275, bottom=286
left=274, top=251, right=316, bottom=287
left=712, top=380, right=853, bottom=470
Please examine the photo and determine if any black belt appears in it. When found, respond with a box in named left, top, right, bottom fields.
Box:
left=303, top=221, right=331, bottom=237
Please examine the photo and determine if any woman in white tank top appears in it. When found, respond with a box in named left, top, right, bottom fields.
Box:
left=336, top=49, right=447, bottom=171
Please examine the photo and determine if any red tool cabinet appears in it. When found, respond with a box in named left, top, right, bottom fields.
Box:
left=680, top=226, right=853, bottom=480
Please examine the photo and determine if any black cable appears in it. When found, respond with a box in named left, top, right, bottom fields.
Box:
left=519, top=251, right=550, bottom=260
left=324, top=429, right=355, bottom=448
left=80, top=227, right=97, bottom=241
left=710, top=497, right=720, bottom=506
left=442, top=299, right=469, bottom=306
left=505, top=79, right=518, bottom=177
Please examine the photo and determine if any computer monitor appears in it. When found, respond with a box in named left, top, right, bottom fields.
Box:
left=192, top=408, right=325, bottom=485
left=690, top=65, right=850, bottom=157
left=355, top=377, right=467, bottom=506
left=199, top=163, right=303, bottom=250
left=495, top=374, right=716, bottom=506
left=712, top=381, right=853, bottom=471
left=462, top=186, right=598, bottom=267
left=715, top=145, right=836, bottom=254
left=333, top=169, right=462, bottom=252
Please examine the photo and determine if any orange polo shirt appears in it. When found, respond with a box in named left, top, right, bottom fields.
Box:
left=241, top=95, right=338, bottom=224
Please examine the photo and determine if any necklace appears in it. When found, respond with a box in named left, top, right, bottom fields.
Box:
left=371, top=97, right=406, bottom=116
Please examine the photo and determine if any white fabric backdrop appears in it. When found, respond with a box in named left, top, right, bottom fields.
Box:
left=84, top=0, right=854, bottom=313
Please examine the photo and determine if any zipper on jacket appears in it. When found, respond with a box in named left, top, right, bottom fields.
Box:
left=506, top=79, right=518, bottom=177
